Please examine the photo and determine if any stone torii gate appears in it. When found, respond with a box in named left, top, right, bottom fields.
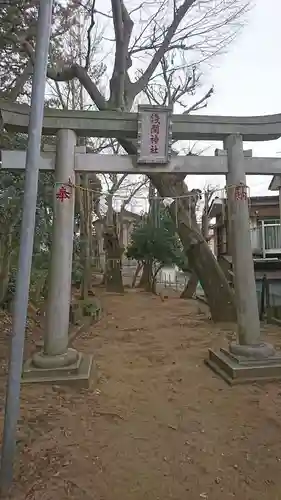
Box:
left=2, top=101, right=281, bottom=385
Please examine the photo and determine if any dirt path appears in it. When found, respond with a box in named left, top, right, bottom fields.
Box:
left=4, top=290, right=281, bottom=500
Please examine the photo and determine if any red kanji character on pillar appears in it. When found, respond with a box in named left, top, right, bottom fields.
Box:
left=234, top=185, right=247, bottom=201
left=56, top=185, right=71, bottom=202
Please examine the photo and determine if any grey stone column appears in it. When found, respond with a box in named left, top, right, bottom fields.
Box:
left=224, top=134, right=274, bottom=357
left=279, top=187, right=281, bottom=233
left=225, top=172, right=233, bottom=256
left=33, top=129, right=78, bottom=368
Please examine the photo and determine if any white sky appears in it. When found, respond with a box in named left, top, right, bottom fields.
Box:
left=187, top=0, right=281, bottom=196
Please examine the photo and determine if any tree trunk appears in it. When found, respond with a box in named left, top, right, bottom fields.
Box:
left=0, top=232, right=12, bottom=306
left=137, top=260, right=152, bottom=290
left=118, top=209, right=125, bottom=249
left=149, top=173, right=236, bottom=322
left=95, top=221, right=105, bottom=272
left=103, top=224, right=124, bottom=293
left=137, top=183, right=156, bottom=291
left=151, top=264, right=163, bottom=295
left=181, top=272, right=198, bottom=299
left=103, top=194, right=124, bottom=292
left=77, top=173, right=92, bottom=300
left=132, top=262, right=142, bottom=288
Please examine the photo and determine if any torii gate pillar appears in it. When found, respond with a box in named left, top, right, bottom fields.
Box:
left=206, top=134, right=281, bottom=384
left=22, top=129, right=93, bottom=386
left=225, top=134, right=262, bottom=348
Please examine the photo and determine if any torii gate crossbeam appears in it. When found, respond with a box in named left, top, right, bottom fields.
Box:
left=2, top=149, right=281, bottom=175
left=1, top=100, right=281, bottom=141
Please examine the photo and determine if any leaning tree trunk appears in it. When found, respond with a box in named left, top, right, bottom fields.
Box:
left=181, top=192, right=210, bottom=299
left=131, top=262, right=143, bottom=288
left=149, top=173, right=236, bottom=322
left=137, top=260, right=152, bottom=290
left=181, top=272, right=198, bottom=299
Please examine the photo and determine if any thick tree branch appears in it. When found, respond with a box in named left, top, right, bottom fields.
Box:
left=110, top=173, right=128, bottom=194
left=85, top=0, right=96, bottom=71
left=22, top=39, right=107, bottom=110
left=1, top=60, right=32, bottom=101
left=109, top=0, right=134, bottom=109
left=110, top=0, right=124, bottom=108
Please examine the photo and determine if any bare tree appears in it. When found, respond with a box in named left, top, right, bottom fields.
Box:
left=20, top=0, right=251, bottom=321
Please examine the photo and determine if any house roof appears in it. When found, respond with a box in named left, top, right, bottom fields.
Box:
left=208, top=195, right=280, bottom=219
left=268, top=176, right=281, bottom=191
left=93, top=209, right=141, bottom=225
left=250, top=195, right=279, bottom=205
left=121, top=209, right=141, bottom=220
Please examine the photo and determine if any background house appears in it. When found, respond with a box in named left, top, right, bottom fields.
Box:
left=208, top=195, right=281, bottom=259
left=208, top=195, right=281, bottom=307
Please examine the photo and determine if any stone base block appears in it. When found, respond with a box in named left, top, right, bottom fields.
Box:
left=229, top=341, right=275, bottom=359
left=205, top=347, right=281, bottom=385
left=22, top=352, right=95, bottom=388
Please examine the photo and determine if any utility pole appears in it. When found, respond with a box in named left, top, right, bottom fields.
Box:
left=0, top=0, right=53, bottom=493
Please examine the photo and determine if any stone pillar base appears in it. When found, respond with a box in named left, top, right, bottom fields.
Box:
left=205, top=346, right=281, bottom=385
left=229, top=341, right=275, bottom=359
left=33, top=347, right=79, bottom=369
left=22, top=350, right=95, bottom=389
